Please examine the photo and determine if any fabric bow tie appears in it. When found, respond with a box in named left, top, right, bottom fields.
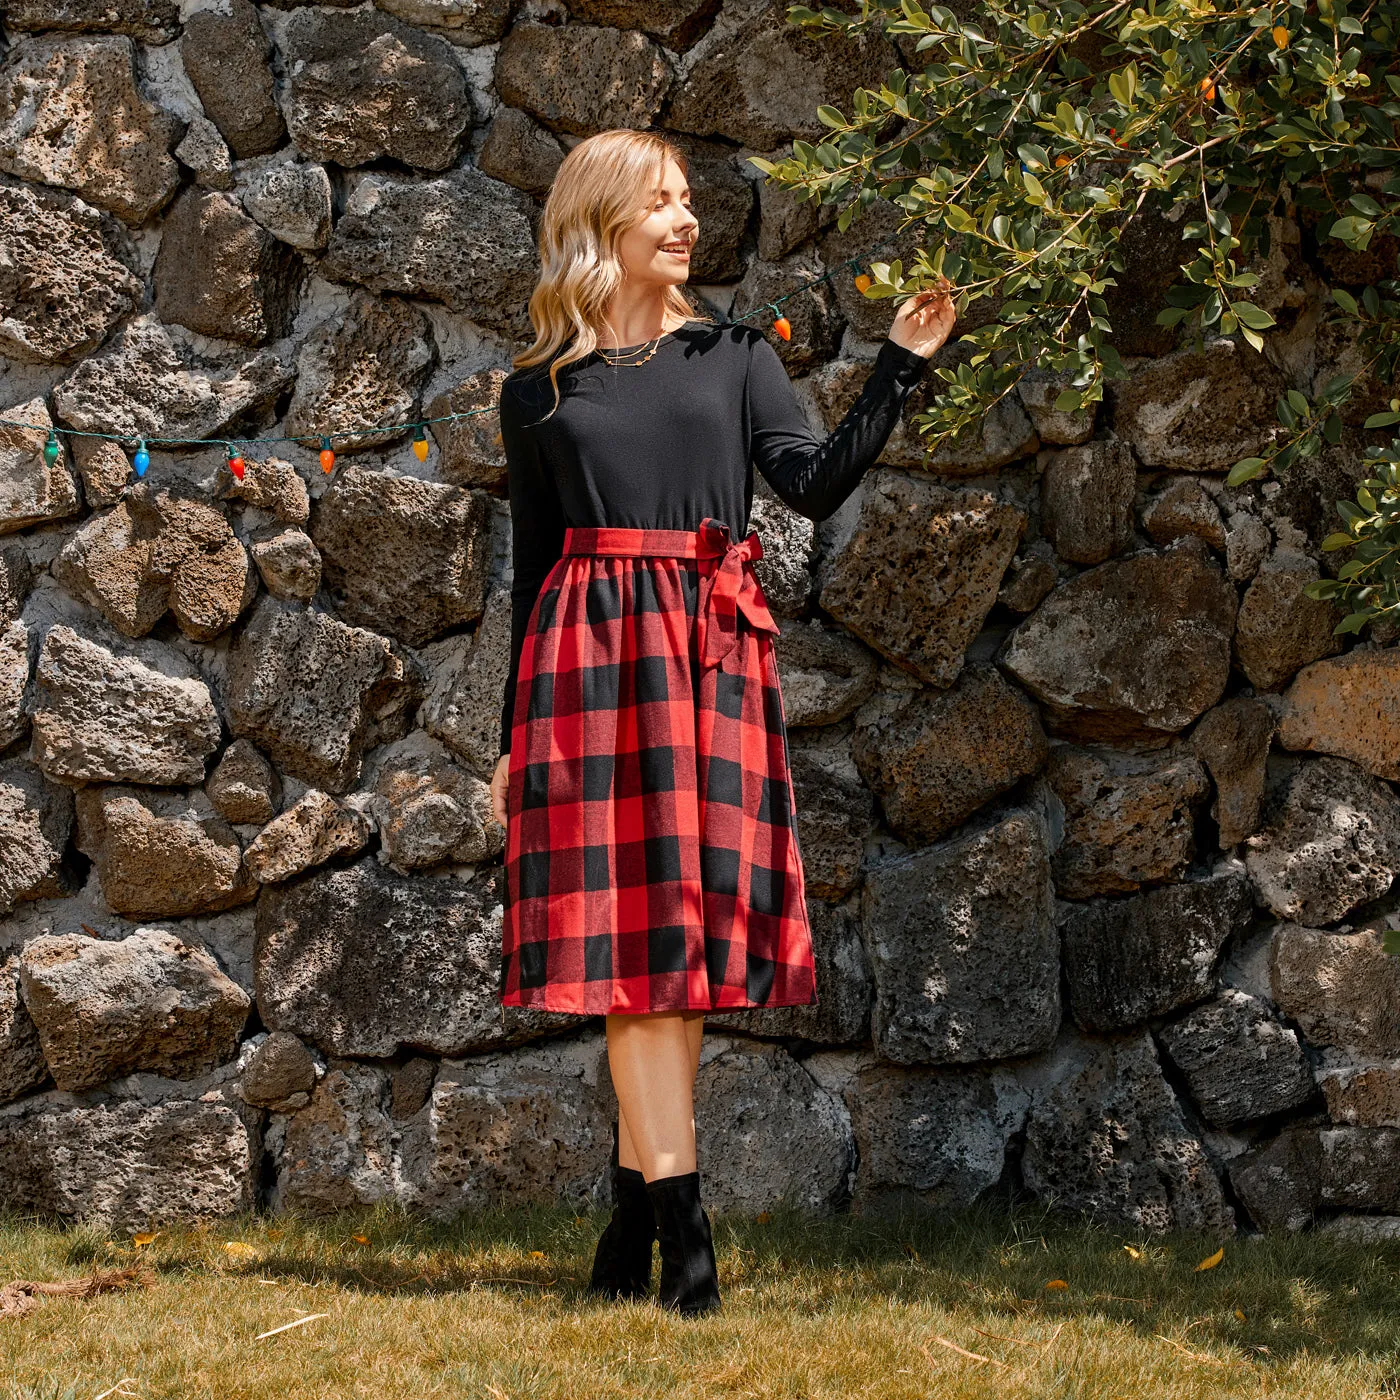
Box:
left=694, top=517, right=780, bottom=671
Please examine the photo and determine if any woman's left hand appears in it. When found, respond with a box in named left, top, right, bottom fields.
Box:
left=888, top=275, right=957, bottom=359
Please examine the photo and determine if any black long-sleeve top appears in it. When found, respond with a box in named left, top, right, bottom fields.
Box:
left=496, top=318, right=930, bottom=754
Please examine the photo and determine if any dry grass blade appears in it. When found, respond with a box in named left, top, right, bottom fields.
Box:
left=254, top=1312, right=330, bottom=1340
left=0, top=1265, right=151, bottom=1320
left=921, top=1335, right=1009, bottom=1369
left=1152, top=1333, right=1234, bottom=1368
left=971, top=1324, right=1062, bottom=1348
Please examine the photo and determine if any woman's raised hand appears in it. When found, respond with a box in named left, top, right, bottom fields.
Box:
left=888, top=273, right=957, bottom=359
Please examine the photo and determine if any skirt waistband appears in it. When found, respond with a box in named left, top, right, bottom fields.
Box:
left=561, top=517, right=776, bottom=670
left=562, top=517, right=764, bottom=562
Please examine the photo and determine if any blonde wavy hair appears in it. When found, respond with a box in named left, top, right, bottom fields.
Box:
left=512, top=129, right=714, bottom=417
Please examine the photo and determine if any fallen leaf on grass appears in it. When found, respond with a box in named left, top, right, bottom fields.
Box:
left=755, top=1212, right=771, bottom=1225
left=529, top=1250, right=546, bottom=1260
left=1122, top=1244, right=1142, bottom=1259
left=132, top=1233, right=159, bottom=1249
left=1195, top=1248, right=1225, bottom=1272
left=351, top=1235, right=370, bottom=1245
left=1044, top=1279, right=1068, bottom=1291
left=920, top=1336, right=1008, bottom=1369
left=223, top=1242, right=261, bottom=1262
left=255, top=1313, right=330, bottom=1341
left=902, top=1244, right=920, bottom=1261
left=1235, top=1309, right=1247, bottom=1322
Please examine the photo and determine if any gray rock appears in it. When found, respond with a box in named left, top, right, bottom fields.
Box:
left=1041, top=440, right=1136, bottom=565
left=1234, top=548, right=1341, bottom=692
left=29, top=624, right=222, bottom=785
left=819, top=470, right=1024, bottom=687
left=863, top=806, right=1060, bottom=1064
left=271, top=1059, right=397, bottom=1213
left=0, top=543, right=34, bottom=621
left=1047, top=745, right=1209, bottom=898
left=250, top=527, right=321, bottom=603
left=284, top=293, right=436, bottom=455
left=223, top=455, right=311, bottom=525
left=0, top=758, right=74, bottom=915
left=692, top=1035, right=853, bottom=1214
left=321, top=166, right=538, bottom=337
left=242, top=790, right=371, bottom=885
left=1110, top=338, right=1288, bottom=472
left=255, top=859, right=577, bottom=1058
left=2, top=0, right=179, bottom=43
left=152, top=187, right=301, bottom=346
left=1317, top=1215, right=1400, bottom=1243
left=367, top=731, right=503, bottom=870
left=749, top=488, right=816, bottom=619
left=1320, top=1128, right=1400, bottom=1212
left=1016, top=369, right=1096, bottom=446
left=419, top=589, right=512, bottom=776
left=51, top=312, right=295, bottom=444
left=0, top=396, right=82, bottom=535
left=399, top=1033, right=612, bottom=1216
left=74, top=785, right=259, bottom=918
left=0, top=179, right=142, bottom=365
left=1191, top=697, right=1274, bottom=846
left=238, top=158, right=333, bottom=252
left=1020, top=1031, right=1233, bottom=1235
left=424, top=367, right=511, bottom=491
left=52, top=486, right=257, bottom=642
left=238, top=1030, right=317, bottom=1110
left=1002, top=539, right=1237, bottom=743
left=563, top=0, right=717, bottom=51
left=664, top=7, right=893, bottom=148
left=837, top=1057, right=1029, bottom=1212
left=0, top=1074, right=259, bottom=1231
left=0, top=619, right=27, bottom=749
left=787, top=740, right=878, bottom=901
left=496, top=22, right=672, bottom=138
left=477, top=107, right=565, bottom=197
left=1316, top=1054, right=1400, bottom=1128
left=181, top=0, right=285, bottom=160
left=1227, top=1129, right=1321, bottom=1232
left=226, top=596, right=417, bottom=793
left=1225, top=510, right=1271, bottom=581
left=1060, top=868, right=1252, bottom=1032
left=773, top=620, right=879, bottom=727
left=852, top=665, right=1047, bottom=846
left=0, top=955, right=48, bottom=1105
left=279, top=8, right=471, bottom=170
left=17, top=928, right=250, bottom=1091
left=1157, top=990, right=1313, bottom=1126
left=1270, top=925, right=1400, bottom=1058
left=206, top=739, right=280, bottom=827
left=310, top=468, right=492, bottom=647
left=1245, top=757, right=1400, bottom=925
left=1142, top=477, right=1226, bottom=551
left=174, top=113, right=234, bottom=192
left=997, top=549, right=1058, bottom=614
left=710, top=898, right=871, bottom=1045
left=0, top=37, right=182, bottom=223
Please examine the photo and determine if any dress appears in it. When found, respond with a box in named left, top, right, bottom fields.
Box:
left=497, top=319, right=929, bottom=1015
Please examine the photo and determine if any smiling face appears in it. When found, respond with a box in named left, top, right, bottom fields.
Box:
left=616, top=156, right=700, bottom=290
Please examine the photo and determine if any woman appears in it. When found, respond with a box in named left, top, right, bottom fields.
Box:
left=487, top=128, right=955, bottom=1316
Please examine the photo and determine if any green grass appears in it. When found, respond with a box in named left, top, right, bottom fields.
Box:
left=1, top=1201, right=1398, bottom=1399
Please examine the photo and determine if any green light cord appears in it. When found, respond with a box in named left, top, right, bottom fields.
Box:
left=0, top=236, right=907, bottom=453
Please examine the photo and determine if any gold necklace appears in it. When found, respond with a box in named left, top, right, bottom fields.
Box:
left=595, top=325, right=674, bottom=367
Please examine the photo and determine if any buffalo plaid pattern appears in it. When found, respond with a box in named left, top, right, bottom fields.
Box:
left=500, top=518, right=819, bottom=1016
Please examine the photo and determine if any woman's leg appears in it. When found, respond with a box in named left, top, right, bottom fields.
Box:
left=607, top=1009, right=706, bottom=1181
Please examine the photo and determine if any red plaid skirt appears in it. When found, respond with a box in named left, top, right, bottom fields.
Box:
left=499, top=517, right=818, bottom=1015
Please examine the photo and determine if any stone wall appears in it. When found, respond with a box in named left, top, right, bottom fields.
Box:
left=1, top=1, right=1398, bottom=1240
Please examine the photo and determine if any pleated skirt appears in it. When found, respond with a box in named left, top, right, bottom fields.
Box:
left=499, top=517, right=819, bottom=1015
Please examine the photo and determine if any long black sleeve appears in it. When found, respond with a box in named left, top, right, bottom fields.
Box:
left=499, top=377, right=566, bottom=756
left=747, top=334, right=930, bottom=521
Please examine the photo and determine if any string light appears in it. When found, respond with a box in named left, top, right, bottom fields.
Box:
left=2, top=233, right=910, bottom=483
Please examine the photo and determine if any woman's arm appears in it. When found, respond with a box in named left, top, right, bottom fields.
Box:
left=498, top=377, right=567, bottom=756
left=746, top=332, right=930, bottom=522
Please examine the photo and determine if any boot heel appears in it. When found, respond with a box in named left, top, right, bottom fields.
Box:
left=645, top=1170, right=722, bottom=1316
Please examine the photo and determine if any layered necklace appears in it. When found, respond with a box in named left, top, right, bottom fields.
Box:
left=595, top=325, right=675, bottom=368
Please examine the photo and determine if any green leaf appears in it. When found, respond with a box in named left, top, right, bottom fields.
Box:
left=1287, top=389, right=1310, bottom=416
left=1335, top=611, right=1374, bottom=635
left=1226, top=457, right=1268, bottom=486
left=1320, top=532, right=1357, bottom=552
left=1383, top=928, right=1400, bottom=958
left=1053, top=388, right=1083, bottom=412
left=816, top=105, right=847, bottom=129
left=1233, top=302, right=1276, bottom=330
left=1363, top=411, right=1400, bottom=429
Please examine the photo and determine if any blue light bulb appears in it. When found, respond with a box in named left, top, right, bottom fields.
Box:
left=133, top=441, right=149, bottom=477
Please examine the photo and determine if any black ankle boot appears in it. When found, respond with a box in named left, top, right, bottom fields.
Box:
left=645, top=1170, right=722, bottom=1316
left=587, top=1122, right=656, bottom=1300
